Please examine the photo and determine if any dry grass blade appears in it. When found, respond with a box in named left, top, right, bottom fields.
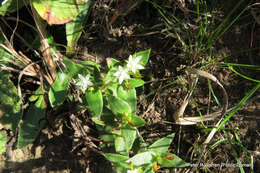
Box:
left=17, top=62, right=41, bottom=100
left=1, top=57, right=24, bottom=69
left=173, top=68, right=228, bottom=125
left=175, top=68, right=229, bottom=172
left=30, top=1, right=57, bottom=84
left=0, top=27, right=41, bottom=77
left=0, top=28, right=29, bottom=64
left=0, top=17, right=41, bottom=56
left=249, top=3, right=260, bottom=24
left=1, top=41, right=49, bottom=91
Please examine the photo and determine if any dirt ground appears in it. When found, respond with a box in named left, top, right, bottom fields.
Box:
left=0, top=0, right=259, bottom=173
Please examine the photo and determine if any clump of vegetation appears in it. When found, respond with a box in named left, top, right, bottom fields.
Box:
left=0, top=0, right=259, bottom=172
left=1, top=1, right=188, bottom=172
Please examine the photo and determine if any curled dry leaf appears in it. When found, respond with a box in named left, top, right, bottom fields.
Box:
left=32, top=0, right=88, bottom=25
left=43, top=6, right=71, bottom=25
left=173, top=68, right=228, bottom=125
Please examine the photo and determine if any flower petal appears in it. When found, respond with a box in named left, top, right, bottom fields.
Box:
left=88, top=81, right=94, bottom=86
left=136, top=64, right=144, bottom=70
left=78, top=74, right=85, bottom=81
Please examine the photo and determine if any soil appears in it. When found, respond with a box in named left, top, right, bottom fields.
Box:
left=0, top=0, right=260, bottom=173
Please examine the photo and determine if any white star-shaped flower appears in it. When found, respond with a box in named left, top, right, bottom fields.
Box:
left=76, top=74, right=93, bottom=92
left=114, top=66, right=130, bottom=84
left=127, top=55, right=144, bottom=73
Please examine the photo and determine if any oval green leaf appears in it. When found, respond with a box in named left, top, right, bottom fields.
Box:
left=129, top=78, right=145, bottom=88
left=0, top=71, right=21, bottom=132
left=104, top=153, right=129, bottom=163
left=130, top=115, right=146, bottom=127
left=121, top=124, right=137, bottom=153
left=127, top=151, right=156, bottom=167
left=32, top=0, right=86, bottom=25
left=18, top=96, right=45, bottom=148
left=157, top=152, right=189, bottom=167
left=115, top=136, right=127, bottom=155
left=117, top=86, right=136, bottom=115
left=148, top=133, right=175, bottom=154
left=86, top=89, right=103, bottom=118
left=62, top=57, right=86, bottom=77
left=106, top=95, right=131, bottom=116
left=66, top=0, right=93, bottom=56
left=133, top=49, right=151, bottom=66
left=49, top=72, right=70, bottom=108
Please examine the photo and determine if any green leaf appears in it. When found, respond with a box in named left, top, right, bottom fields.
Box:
left=104, top=68, right=118, bottom=84
left=0, top=71, right=21, bottom=132
left=127, top=151, right=156, bottom=167
left=32, top=0, right=86, bottom=25
left=99, top=109, right=118, bottom=127
left=106, top=95, right=131, bottom=116
left=106, top=83, right=118, bottom=96
left=99, top=133, right=115, bottom=142
left=104, top=153, right=131, bottom=169
left=129, top=78, right=145, bottom=88
left=132, top=136, right=149, bottom=154
left=104, top=153, right=129, bottom=163
left=49, top=72, right=70, bottom=108
left=0, top=132, right=7, bottom=154
left=133, top=49, right=151, bottom=66
left=96, top=119, right=117, bottom=142
left=148, top=133, right=175, bottom=154
left=143, top=165, right=154, bottom=173
left=86, top=89, right=103, bottom=118
left=117, top=86, right=136, bottom=115
left=0, top=39, right=22, bottom=152
left=81, top=60, right=101, bottom=72
left=29, top=86, right=44, bottom=102
left=130, top=115, right=146, bottom=127
left=91, top=117, right=105, bottom=126
left=62, top=57, right=85, bottom=77
left=157, top=152, right=189, bottom=167
left=18, top=96, right=45, bottom=148
left=66, top=0, right=94, bottom=56
left=115, top=136, right=127, bottom=154
left=121, top=124, right=137, bottom=152
left=0, top=0, right=28, bottom=16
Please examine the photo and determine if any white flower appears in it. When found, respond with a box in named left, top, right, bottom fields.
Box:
left=127, top=169, right=139, bottom=173
left=114, top=66, right=130, bottom=84
left=76, top=74, right=93, bottom=92
left=127, top=55, right=144, bottom=73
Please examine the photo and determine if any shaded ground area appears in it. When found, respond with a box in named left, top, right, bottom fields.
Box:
left=0, top=0, right=260, bottom=172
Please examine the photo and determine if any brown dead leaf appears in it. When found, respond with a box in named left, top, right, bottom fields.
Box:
left=43, top=6, right=71, bottom=25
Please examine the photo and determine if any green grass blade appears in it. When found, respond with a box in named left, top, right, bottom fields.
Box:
left=228, top=65, right=260, bottom=83
left=208, top=80, right=221, bottom=106
left=145, top=0, right=188, bottom=48
left=224, top=131, right=245, bottom=173
left=217, top=83, right=260, bottom=131
left=205, top=138, right=227, bottom=156
left=224, top=63, right=260, bottom=71
left=215, top=0, right=253, bottom=42
left=233, top=133, right=250, bottom=163
left=207, top=0, right=244, bottom=49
